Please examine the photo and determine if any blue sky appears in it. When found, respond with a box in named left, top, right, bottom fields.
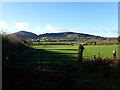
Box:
left=0, top=2, right=118, bottom=37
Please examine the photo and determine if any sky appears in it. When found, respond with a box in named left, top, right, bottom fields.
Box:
left=0, top=2, right=118, bottom=37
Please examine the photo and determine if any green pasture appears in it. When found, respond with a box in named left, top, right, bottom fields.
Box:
left=18, top=45, right=118, bottom=71
left=13, top=44, right=118, bottom=71
left=83, top=45, right=118, bottom=60
left=5, top=44, right=120, bottom=88
left=32, top=45, right=118, bottom=60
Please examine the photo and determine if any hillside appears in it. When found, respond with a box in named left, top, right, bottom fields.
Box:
left=39, top=32, right=105, bottom=38
left=9, top=31, right=116, bottom=43
left=39, top=32, right=107, bottom=42
left=10, top=31, right=39, bottom=39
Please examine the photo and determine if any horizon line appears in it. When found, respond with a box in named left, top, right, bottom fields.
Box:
left=7, top=30, right=118, bottom=38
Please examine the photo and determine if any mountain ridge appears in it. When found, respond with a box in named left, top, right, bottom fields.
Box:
left=9, top=30, right=108, bottom=40
left=10, top=31, right=38, bottom=39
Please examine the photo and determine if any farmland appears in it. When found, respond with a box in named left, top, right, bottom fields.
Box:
left=32, top=45, right=118, bottom=60
left=3, top=35, right=120, bottom=88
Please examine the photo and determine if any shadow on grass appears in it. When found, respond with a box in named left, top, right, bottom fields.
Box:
left=14, top=47, right=79, bottom=72
left=3, top=47, right=120, bottom=89
left=3, top=47, right=80, bottom=89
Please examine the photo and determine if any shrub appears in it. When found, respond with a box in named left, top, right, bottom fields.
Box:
left=82, top=58, right=120, bottom=80
left=2, top=34, right=29, bottom=64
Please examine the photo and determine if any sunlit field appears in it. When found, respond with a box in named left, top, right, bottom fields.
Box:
left=32, top=45, right=118, bottom=60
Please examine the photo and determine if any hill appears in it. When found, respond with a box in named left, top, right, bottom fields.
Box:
left=39, top=32, right=105, bottom=38
left=10, top=31, right=39, bottom=39
left=10, top=31, right=107, bottom=41
left=39, top=32, right=106, bottom=42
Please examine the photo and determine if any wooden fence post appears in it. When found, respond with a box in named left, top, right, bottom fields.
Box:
left=113, top=50, right=116, bottom=58
left=78, top=44, right=84, bottom=62
left=93, top=55, right=96, bottom=60
left=98, top=53, right=100, bottom=59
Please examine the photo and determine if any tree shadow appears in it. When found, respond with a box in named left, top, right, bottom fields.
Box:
left=3, top=47, right=79, bottom=89
left=3, top=46, right=120, bottom=89
left=14, top=47, right=79, bottom=72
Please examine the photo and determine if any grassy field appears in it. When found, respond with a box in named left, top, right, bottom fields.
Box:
left=32, top=45, right=118, bottom=60
left=3, top=44, right=120, bottom=88
left=14, top=44, right=119, bottom=71
left=3, top=35, right=120, bottom=88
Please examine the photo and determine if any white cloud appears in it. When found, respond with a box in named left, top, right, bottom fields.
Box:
left=46, top=24, right=68, bottom=33
left=0, top=21, right=117, bottom=37
left=70, top=28, right=79, bottom=32
left=34, top=27, right=46, bottom=34
left=0, top=21, right=6, bottom=28
left=35, top=24, right=101, bottom=34
left=0, top=20, right=13, bottom=30
left=13, top=22, right=29, bottom=31
left=0, top=20, right=29, bottom=33
left=35, top=24, right=69, bottom=34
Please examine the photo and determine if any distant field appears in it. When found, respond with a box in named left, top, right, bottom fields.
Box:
left=32, top=45, right=118, bottom=60
left=83, top=45, right=118, bottom=60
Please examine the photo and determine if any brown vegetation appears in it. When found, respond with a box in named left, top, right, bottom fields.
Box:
left=82, top=58, right=120, bottom=79
left=2, top=34, right=30, bottom=65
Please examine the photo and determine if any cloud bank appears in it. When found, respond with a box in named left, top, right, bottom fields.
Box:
left=35, top=24, right=79, bottom=34
left=0, top=20, right=29, bottom=34
left=0, top=20, right=117, bottom=37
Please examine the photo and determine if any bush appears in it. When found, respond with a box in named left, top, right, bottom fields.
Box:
left=2, top=34, right=29, bottom=64
left=83, top=58, right=120, bottom=79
